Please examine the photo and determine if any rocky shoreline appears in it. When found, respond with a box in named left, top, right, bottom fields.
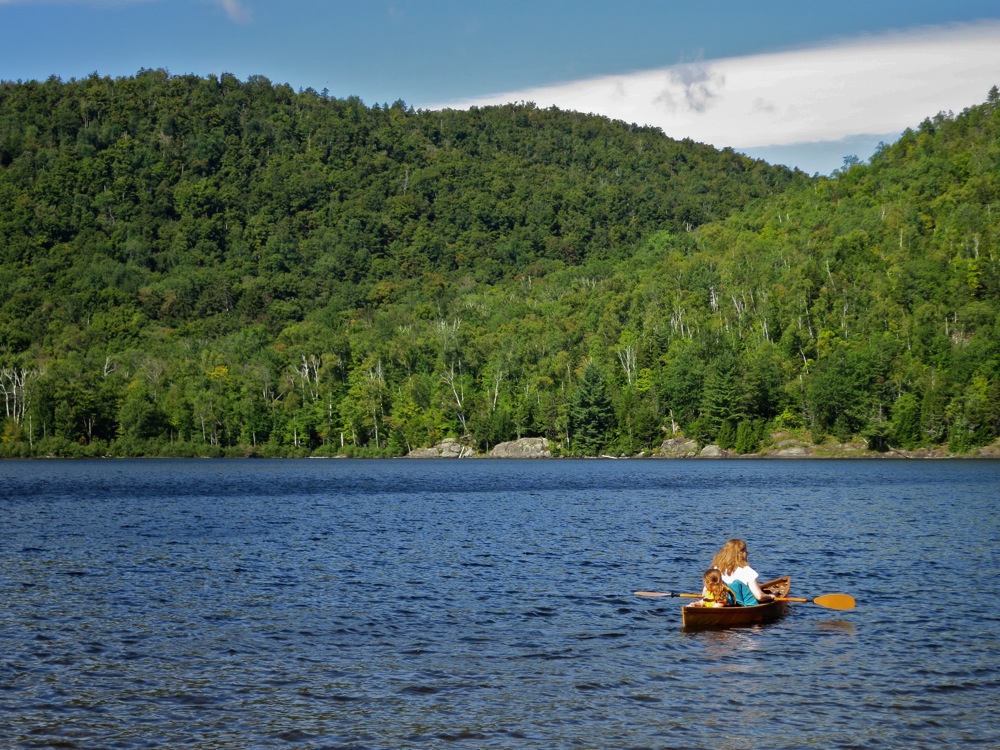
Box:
left=407, top=435, right=1000, bottom=459
left=407, top=437, right=552, bottom=459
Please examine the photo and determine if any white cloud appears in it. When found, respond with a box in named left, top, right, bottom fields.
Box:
left=427, top=22, right=1000, bottom=150
left=216, top=0, right=249, bottom=23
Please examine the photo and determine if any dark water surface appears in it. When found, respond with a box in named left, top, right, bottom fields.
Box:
left=2, top=458, right=998, bottom=749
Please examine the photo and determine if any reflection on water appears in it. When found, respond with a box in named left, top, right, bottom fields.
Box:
left=685, top=626, right=773, bottom=659
left=813, top=618, right=857, bottom=633
left=1, top=458, right=999, bottom=749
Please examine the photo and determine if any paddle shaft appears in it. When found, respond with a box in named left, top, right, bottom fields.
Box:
left=634, top=591, right=855, bottom=610
left=633, top=591, right=700, bottom=598
left=637, top=593, right=807, bottom=602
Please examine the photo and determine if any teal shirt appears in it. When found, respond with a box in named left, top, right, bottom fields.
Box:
left=726, top=579, right=759, bottom=606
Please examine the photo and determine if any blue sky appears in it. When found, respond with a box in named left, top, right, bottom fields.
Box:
left=1, top=1, right=999, bottom=175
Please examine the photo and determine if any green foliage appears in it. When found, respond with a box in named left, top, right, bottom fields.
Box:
left=889, top=392, right=922, bottom=449
left=733, top=419, right=765, bottom=454
left=1, top=73, right=998, bottom=456
left=570, top=364, right=614, bottom=455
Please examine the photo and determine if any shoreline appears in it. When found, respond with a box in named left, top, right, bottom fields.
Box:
left=7, top=445, right=1000, bottom=464
left=4, top=436, right=999, bottom=460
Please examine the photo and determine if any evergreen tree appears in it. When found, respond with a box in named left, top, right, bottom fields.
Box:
left=570, top=364, right=614, bottom=455
left=733, top=419, right=764, bottom=454
left=699, top=349, right=741, bottom=443
left=889, top=392, right=922, bottom=449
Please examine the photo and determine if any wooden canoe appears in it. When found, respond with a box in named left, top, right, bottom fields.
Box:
left=681, top=576, right=791, bottom=629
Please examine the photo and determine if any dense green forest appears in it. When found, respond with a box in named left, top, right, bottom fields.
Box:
left=1, top=71, right=997, bottom=457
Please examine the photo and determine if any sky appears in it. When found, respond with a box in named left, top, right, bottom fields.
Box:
left=1, top=1, right=999, bottom=175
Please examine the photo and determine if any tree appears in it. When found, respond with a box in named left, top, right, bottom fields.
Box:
left=658, top=339, right=706, bottom=432
left=118, top=385, right=169, bottom=441
left=341, top=355, right=389, bottom=448
left=699, top=349, right=742, bottom=444
left=733, top=419, right=765, bottom=454
left=386, top=373, right=448, bottom=453
left=570, top=363, right=614, bottom=455
left=805, top=347, right=869, bottom=440
left=889, top=392, right=922, bottom=449
left=614, top=383, right=661, bottom=454
left=0, top=365, right=39, bottom=425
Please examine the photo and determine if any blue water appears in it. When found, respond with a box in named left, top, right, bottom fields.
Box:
left=1, top=458, right=998, bottom=749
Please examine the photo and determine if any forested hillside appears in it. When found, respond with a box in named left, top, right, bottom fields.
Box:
left=0, top=71, right=997, bottom=457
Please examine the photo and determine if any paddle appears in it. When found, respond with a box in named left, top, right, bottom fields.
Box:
left=633, top=591, right=700, bottom=598
left=633, top=591, right=856, bottom=610
left=775, top=594, right=855, bottom=610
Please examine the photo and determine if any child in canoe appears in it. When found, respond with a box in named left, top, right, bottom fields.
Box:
left=694, top=568, right=735, bottom=607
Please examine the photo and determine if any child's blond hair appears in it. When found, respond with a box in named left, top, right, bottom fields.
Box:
left=703, top=568, right=729, bottom=605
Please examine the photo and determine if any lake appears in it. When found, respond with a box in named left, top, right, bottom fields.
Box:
left=1, top=458, right=998, bottom=749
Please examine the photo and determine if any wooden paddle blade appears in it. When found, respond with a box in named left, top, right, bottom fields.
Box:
left=633, top=591, right=701, bottom=598
left=812, top=593, right=856, bottom=610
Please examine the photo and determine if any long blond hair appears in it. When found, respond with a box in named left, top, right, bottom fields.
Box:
left=711, top=538, right=748, bottom=576
left=703, top=568, right=728, bottom=603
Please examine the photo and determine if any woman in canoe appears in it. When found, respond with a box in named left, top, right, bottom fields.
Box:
left=711, top=538, right=774, bottom=606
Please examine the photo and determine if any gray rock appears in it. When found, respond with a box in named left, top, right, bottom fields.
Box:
left=438, top=438, right=467, bottom=457
left=407, top=437, right=474, bottom=458
left=491, top=437, right=551, bottom=458
left=658, top=437, right=699, bottom=457
left=774, top=446, right=809, bottom=457
left=774, top=439, right=808, bottom=449
left=407, top=447, right=442, bottom=458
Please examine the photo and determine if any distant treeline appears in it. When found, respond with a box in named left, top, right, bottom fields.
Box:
left=0, top=71, right=997, bottom=457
